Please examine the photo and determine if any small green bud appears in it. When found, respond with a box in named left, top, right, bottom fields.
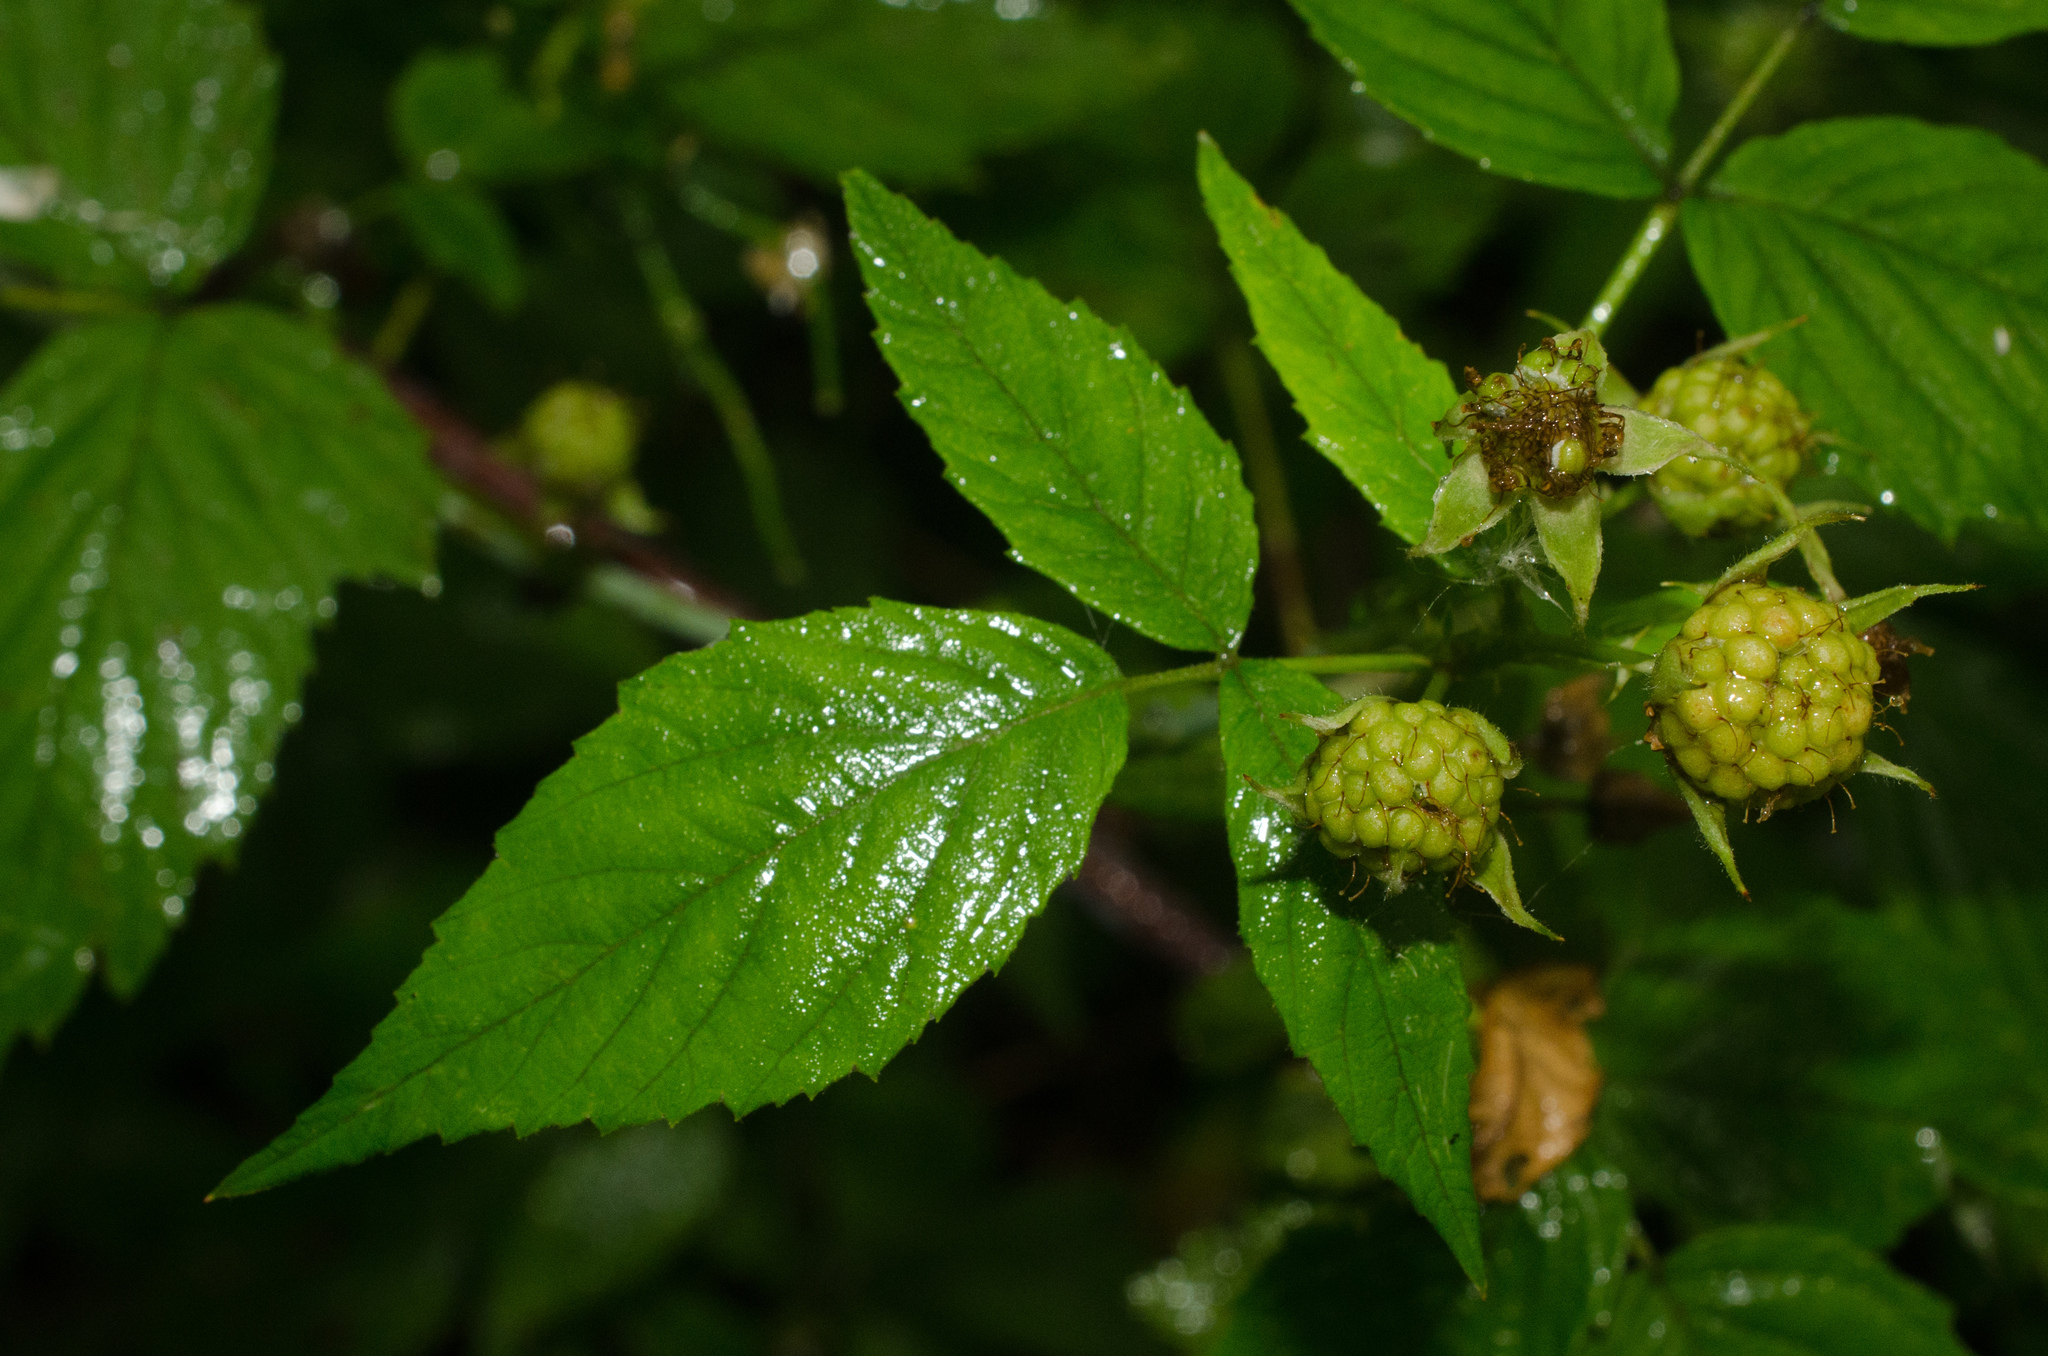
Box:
left=520, top=381, right=640, bottom=495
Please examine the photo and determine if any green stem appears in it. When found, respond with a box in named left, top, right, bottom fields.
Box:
left=1114, top=651, right=1431, bottom=698
left=808, top=281, right=844, bottom=418
left=1759, top=480, right=1848, bottom=601
left=370, top=275, right=437, bottom=367
left=1578, top=6, right=1812, bottom=338
left=1275, top=653, right=1432, bottom=675
left=1420, top=669, right=1453, bottom=703
left=0, top=285, right=144, bottom=316
left=1218, top=338, right=1319, bottom=657
left=619, top=187, right=808, bottom=587
left=1581, top=201, right=1678, bottom=338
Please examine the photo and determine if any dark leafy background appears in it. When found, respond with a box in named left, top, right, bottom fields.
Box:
left=2, top=1, right=2047, bottom=1353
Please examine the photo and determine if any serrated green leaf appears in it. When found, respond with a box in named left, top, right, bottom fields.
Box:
left=663, top=1, right=1168, bottom=187
left=1595, top=910, right=1948, bottom=1248
left=214, top=602, right=1127, bottom=1197
left=1196, top=135, right=1457, bottom=544
left=393, top=180, right=524, bottom=313
left=1608, top=1226, right=1968, bottom=1356
left=1532, top=491, right=1602, bottom=628
left=1840, top=581, right=1976, bottom=633
left=1441, top=1147, right=1634, bottom=1356
left=389, top=49, right=604, bottom=186
left=0, top=306, right=440, bottom=1047
left=0, top=0, right=277, bottom=295
left=845, top=172, right=1257, bottom=654
left=1219, top=660, right=1485, bottom=1286
left=1685, top=117, right=2048, bottom=538
left=1283, top=0, right=1677, bottom=198
left=1823, top=0, right=2048, bottom=45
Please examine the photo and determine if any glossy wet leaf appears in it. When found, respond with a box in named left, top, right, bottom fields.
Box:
left=215, top=603, right=1127, bottom=1196
left=1284, top=0, right=1677, bottom=197
left=1823, top=0, right=2048, bottom=45
left=1594, top=908, right=1948, bottom=1248
left=393, top=181, right=523, bottom=313
left=1197, top=135, right=1456, bottom=544
left=1604, top=1225, right=1967, bottom=1356
left=0, top=0, right=278, bottom=295
left=0, top=306, right=439, bottom=1047
left=389, top=49, right=605, bottom=186
left=846, top=172, right=1257, bottom=654
left=1685, top=118, right=2048, bottom=537
left=661, top=1, right=1167, bottom=187
left=1219, top=660, right=1484, bottom=1285
left=1443, top=1147, right=1634, bottom=1356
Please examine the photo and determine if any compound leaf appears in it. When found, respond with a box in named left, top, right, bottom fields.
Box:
left=1219, top=659, right=1484, bottom=1286
left=0, top=306, right=440, bottom=1047
left=1198, top=135, right=1455, bottom=545
left=393, top=180, right=525, bottom=313
left=1282, top=0, right=1677, bottom=197
left=1605, top=1225, right=1967, bottom=1356
left=1685, top=117, right=2048, bottom=538
left=215, top=602, right=1127, bottom=1196
left=659, top=0, right=1168, bottom=187
left=1823, top=0, right=2048, bottom=45
left=847, top=171, right=1257, bottom=654
left=389, top=49, right=605, bottom=186
left=0, top=0, right=278, bottom=295
left=1441, top=1147, right=1635, bottom=1356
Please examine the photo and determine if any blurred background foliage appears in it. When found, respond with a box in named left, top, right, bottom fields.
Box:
left=3, top=0, right=2047, bottom=1351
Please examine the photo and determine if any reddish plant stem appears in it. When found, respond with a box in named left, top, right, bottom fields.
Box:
left=385, top=371, right=756, bottom=621
left=1071, top=811, right=1242, bottom=977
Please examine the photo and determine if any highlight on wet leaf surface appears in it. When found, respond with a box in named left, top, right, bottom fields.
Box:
left=1469, top=967, right=1605, bottom=1203
left=0, top=305, right=439, bottom=1048
left=1220, top=660, right=1486, bottom=1287
left=213, top=602, right=1128, bottom=1197
left=1443, top=1145, right=1634, bottom=1356
left=1284, top=0, right=1678, bottom=197
left=1196, top=133, right=1456, bottom=544
left=1604, top=1225, right=1970, bottom=1356
left=1685, top=117, right=2048, bottom=537
left=0, top=0, right=279, bottom=295
left=846, top=170, right=1258, bottom=653
left=1823, top=0, right=2048, bottom=45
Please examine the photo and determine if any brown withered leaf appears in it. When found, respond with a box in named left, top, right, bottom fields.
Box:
left=1531, top=673, right=1614, bottom=782
left=1469, top=964, right=1606, bottom=1202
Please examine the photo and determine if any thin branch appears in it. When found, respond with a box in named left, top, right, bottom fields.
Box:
left=1219, top=336, right=1318, bottom=656
left=1072, top=811, right=1240, bottom=977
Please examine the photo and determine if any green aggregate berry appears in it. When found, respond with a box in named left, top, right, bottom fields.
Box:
left=1436, top=333, right=1621, bottom=500
left=1301, top=697, right=1521, bottom=884
left=520, top=381, right=639, bottom=495
left=1644, top=356, right=1812, bottom=535
left=1647, top=582, right=1879, bottom=817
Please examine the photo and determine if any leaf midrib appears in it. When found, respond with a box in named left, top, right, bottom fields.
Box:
left=229, top=650, right=1123, bottom=1188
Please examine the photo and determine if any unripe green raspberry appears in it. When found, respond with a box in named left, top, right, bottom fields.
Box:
left=1436, top=333, right=1622, bottom=500
left=1647, top=582, right=1880, bottom=817
left=1302, top=698, right=1521, bottom=883
left=521, top=381, right=639, bottom=495
left=1644, top=357, right=1811, bottom=535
